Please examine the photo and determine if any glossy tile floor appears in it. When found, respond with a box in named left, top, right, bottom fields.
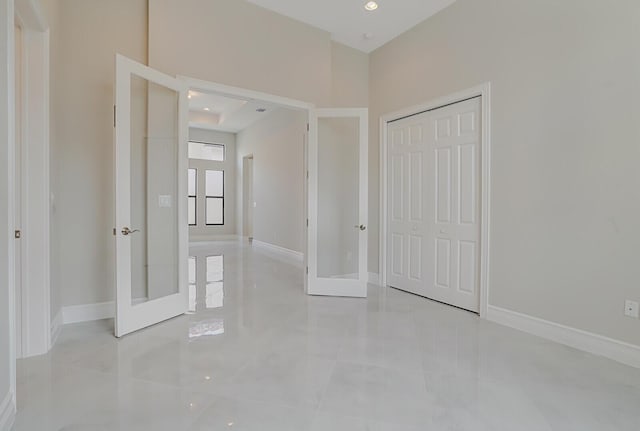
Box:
left=15, top=241, right=640, bottom=430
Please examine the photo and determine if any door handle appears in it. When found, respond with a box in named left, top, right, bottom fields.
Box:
left=354, top=225, right=367, bottom=231
left=122, top=227, right=140, bottom=236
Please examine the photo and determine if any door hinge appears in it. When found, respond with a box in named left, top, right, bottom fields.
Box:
left=307, top=123, right=309, bottom=132
left=306, top=170, right=309, bottom=179
left=113, top=105, right=116, bottom=128
left=113, top=228, right=116, bottom=236
left=306, top=266, right=309, bottom=275
left=14, top=230, right=21, bottom=239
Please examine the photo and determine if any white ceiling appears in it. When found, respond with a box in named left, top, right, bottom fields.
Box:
left=246, top=0, right=457, bottom=53
left=189, top=91, right=278, bottom=133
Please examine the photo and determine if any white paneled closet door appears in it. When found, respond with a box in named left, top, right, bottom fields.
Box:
left=387, top=97, right=481, bottom=313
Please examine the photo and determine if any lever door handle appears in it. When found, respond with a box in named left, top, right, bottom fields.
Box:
left=354, top=224, right=367, bottom=231
left=122, top=227, right=140, bottom=236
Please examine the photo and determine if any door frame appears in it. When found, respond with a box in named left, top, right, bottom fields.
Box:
left=241, top=154, right=254, bottom=240
left=2, top=0, right=50, bottom=425
left=13, top=2, right=51, bottom=358
left=379, top=83, right=492, bottom=318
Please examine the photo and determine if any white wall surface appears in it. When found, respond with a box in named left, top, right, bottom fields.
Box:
left=188, top=128, right=236, bottom=238
left=0, top=0, right=15, bottom=425
left=369, top=0, right=640, bottom=346
left=236, top=108, right=306, bottom=253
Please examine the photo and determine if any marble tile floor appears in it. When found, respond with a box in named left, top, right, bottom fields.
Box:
left=14, top=241, right=640, bottom=430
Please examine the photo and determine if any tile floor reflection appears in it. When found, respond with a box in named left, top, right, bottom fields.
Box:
left=14, top=240, right=640, bottom=430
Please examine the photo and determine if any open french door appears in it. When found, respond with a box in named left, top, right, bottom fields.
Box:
left=307, top=109, right=368, bottom=297
left=114, top=54, right=189, bottom=337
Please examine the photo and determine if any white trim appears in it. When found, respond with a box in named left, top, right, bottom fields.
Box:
left=63, top=297, right=147, bottom=325
left=50, top=308, right=62, bottom=347
left=13, top=0, right=51, bottom=358
left=379, top=83, right=492, bottom=318
left=487, top=305, right=640, bottom=369
left=178, top=76, right=315, bottom=112
left=252, top=239, right=304, bottom=263
left=0, top=390, right=16, bottom=431
left=307, top=108, right=369, bottom=298
left=3, top=0, right=17, bottom=421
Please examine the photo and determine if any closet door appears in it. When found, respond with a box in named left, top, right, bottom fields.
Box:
left=387, top=97, right=481, bottom=313
left=387, top=116, right=429, bottom=296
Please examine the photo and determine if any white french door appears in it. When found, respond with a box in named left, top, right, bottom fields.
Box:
left=307, top=109, right=368, bottom=298
left=387, top=97, right=481, bottom=312
left=114, top=54, right=189, bottom=337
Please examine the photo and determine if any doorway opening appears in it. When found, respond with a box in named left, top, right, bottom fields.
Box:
left=113, top=57, right=370, bottom=338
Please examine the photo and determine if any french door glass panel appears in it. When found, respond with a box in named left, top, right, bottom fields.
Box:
left=115, top=54, right=189, bottom=337
left=308, top=109, right=368, bottom=298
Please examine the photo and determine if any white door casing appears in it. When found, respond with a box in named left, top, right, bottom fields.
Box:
left=308, top=108, right=368, bottom=298
left=387, top=97, right=481, bottom=312
left=114, top=54, right=189, bottom=337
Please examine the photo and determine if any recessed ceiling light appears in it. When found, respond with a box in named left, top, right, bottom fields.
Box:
left=364, top=1, right=378, bottom=11
left=363, top=32, right=374, bottom=40
left=204, top=108, right=210, bottom=111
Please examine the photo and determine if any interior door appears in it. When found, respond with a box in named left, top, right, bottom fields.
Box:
left=114, top=54, right=189, bottom=337
left=387, top=97, right=481, bottom=313
left=308, top=109, right=368, bottom=297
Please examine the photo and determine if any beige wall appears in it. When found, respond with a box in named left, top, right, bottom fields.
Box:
left=330, top=41, right=369, bottom=108
left=51, top=0, right=147, bottom=306
left=149, top=0, right=332, bottom=106
left=188, top=128, right=237, bottom=238
left=236, top=108, right=307, bottom=253
left=370, top=0, right=640, bottom=345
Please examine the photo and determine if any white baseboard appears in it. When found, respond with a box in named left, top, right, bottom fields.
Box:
left=487, top=305, right=640, bottom=369
left=62, top=298, right=147, bottom=325
left=368, top=272, right=380, bottom=285
left=51, top=309, right=63, bottom=347
left=0, top=391, right=15, bottom=431
left=252, top=239, right=304, bottom=263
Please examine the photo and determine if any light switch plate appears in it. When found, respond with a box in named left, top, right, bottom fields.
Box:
left=158, top=195, right=172, bottom=208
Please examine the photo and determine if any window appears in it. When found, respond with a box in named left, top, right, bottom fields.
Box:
left=189, top=141, right=225, bottom=161
left=206, top=170, right=224, bottom=225
left=188, top=168, right=197, bottom=226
